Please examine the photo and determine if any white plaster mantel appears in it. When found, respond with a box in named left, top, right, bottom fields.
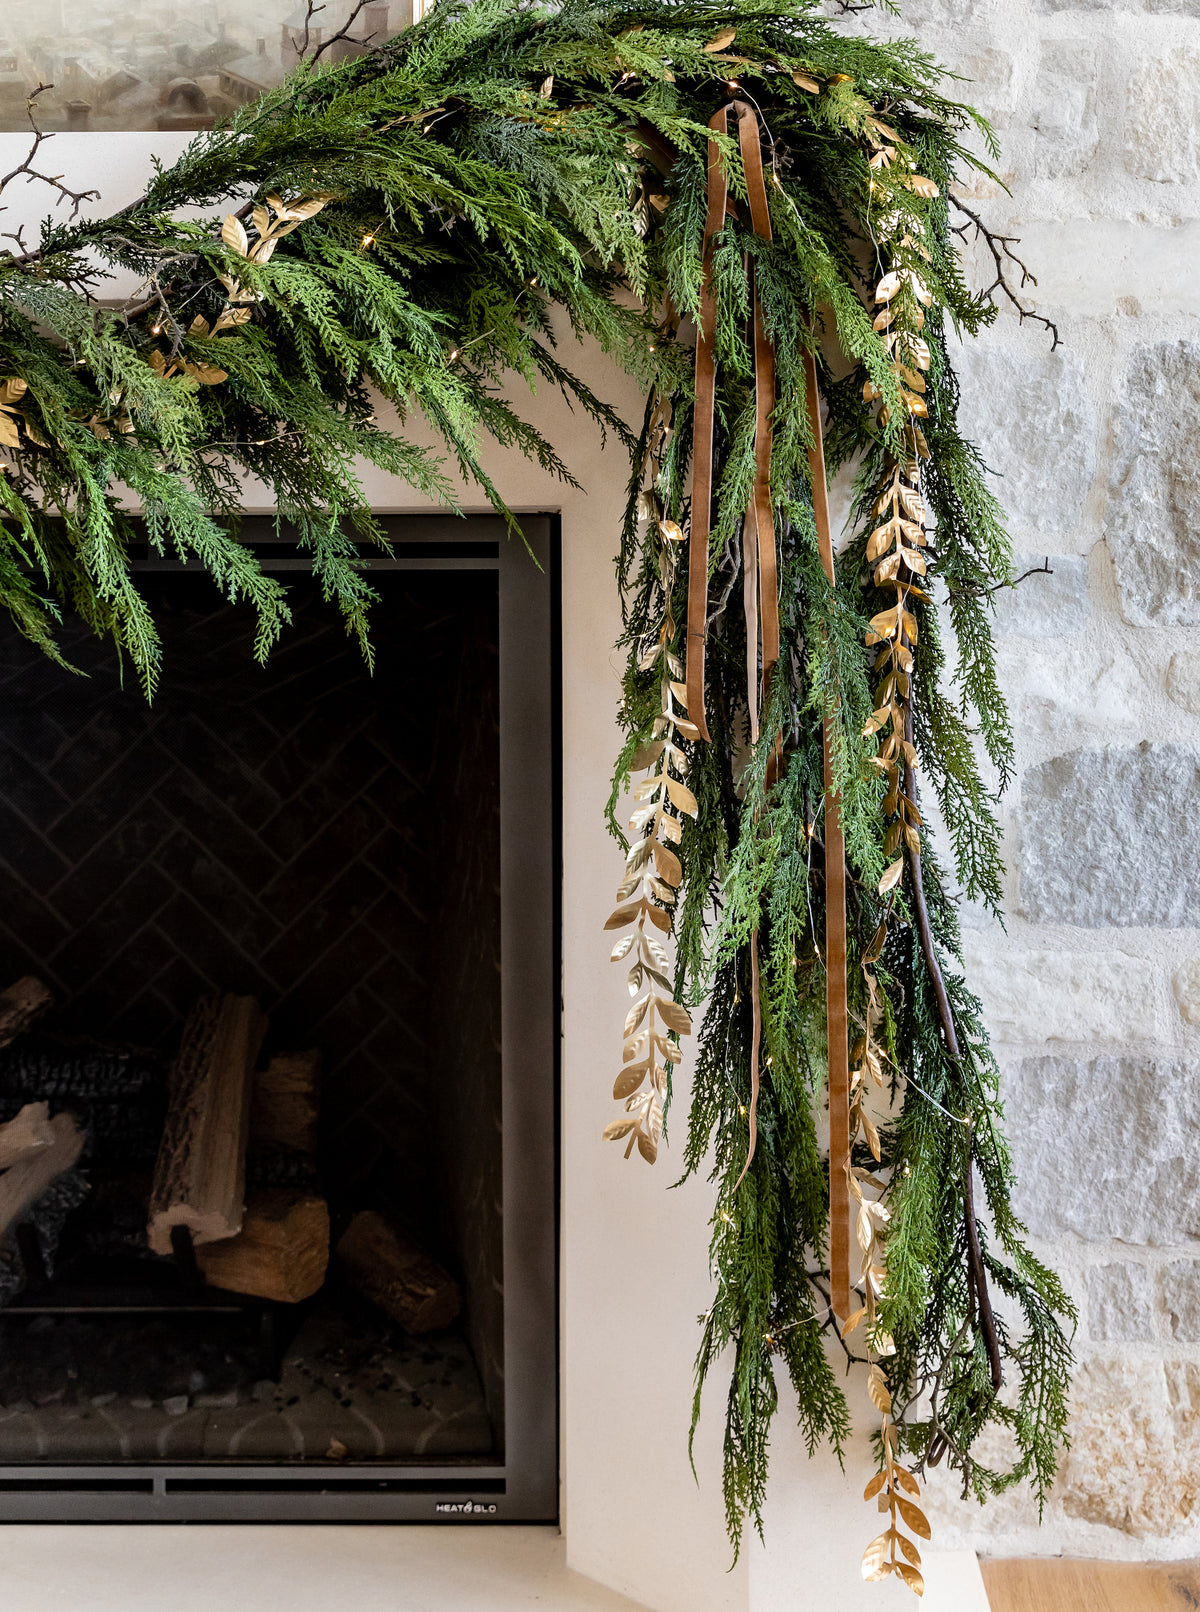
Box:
left=0, top=132, right=990, bottom=1612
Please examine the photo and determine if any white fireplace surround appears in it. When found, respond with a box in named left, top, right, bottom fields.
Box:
left=0, top=132, right=991, bottom=1612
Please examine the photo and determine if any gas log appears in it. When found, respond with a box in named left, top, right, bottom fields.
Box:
left=335, top=1210, right=461, bottom=1334
left=147, top=993, right=267, bottom=1255
left=0, top=1102, right=55, bottom=1170
left=0, top=977, right=53, bottom=1049
left=250, top=1049, right=321, bottom=1157
left=196, top=1188, right=330, bottom=1303
left=0, top=1110, right=84, bottom=1241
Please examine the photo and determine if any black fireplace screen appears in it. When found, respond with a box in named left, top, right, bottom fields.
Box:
left=0, top=514, right=556, bottom=1521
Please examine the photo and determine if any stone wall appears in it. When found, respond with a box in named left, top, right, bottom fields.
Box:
left=849, top=0, right=1200, bottom=1565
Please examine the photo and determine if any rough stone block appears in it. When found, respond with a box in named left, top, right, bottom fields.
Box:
left=1160, top=1261, right=1200, bottom=1341
left=1108, top=344, right=1200, bottom=625
left=1001, top=643, right=1144, bottom=742
left=961, top=940, right=1157, bottom=1042
left=955, top=346, right=1095, bottom=539
left=991, top=555, right=1090, bottom=637
left=1124, top=49, right=1200, bottom=184
left=1166, top=652, right=1200, bottom=715
left=1020, top=743, right=1200, bottom=926
left=1088, top=1261, right=1157, bottom=1342
left=1032, top=40, right=1102, bottom=177
left=1059, top=1358, right=1200, bottom=1537
left=1002, top=1055, right=1200, bottom=1242
left=1173, top=957, right=1200, bottom=1026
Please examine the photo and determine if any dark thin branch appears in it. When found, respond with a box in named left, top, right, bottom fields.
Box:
left=949, top=196, right=1060, bottom=352
left=299, top=0, right=385, bottom=63
left=948, top=557, right=1052, bottom=604
left=0, top=86, right=100, bottom=224
left=902, top=701, right=1003, bottom=1391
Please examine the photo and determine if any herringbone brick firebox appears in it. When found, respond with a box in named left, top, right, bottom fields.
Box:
left=0, top=515, right=557, bottom=1523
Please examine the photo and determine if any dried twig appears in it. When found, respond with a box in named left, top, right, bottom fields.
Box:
left=949, top=557, right=1053, bottom=603
left=0, top=86, right=100, bottom=224
left=949, top=196, right=1060, bottom=351
left=298, top=0, right=385, bottom=63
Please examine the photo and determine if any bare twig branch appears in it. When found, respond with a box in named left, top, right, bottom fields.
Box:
left=949, top=557, right=1053, bottom=603
left=949, top=196, right=1060, bottom=351
left=297, top=0, right=385, bottom=63
left=0, top=86, right=100, bottom=224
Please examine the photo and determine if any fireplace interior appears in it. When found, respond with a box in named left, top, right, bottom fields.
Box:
left=0, top=516, right=556, bottom=1519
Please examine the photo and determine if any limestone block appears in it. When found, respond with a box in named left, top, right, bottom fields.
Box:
left=1160, top=1261, right=1200, bottom=1341
left=955, top=346, right=1095, bottom=538
left=1124, top=49, right=1200, bottom=184
left=1002, top=1055, right=1200, bottom=1242
left=1058, top=1357, right=1200, bottom=1537
left=961, top=940, right=1157, bottom=1042
left=1173, top=957, right=1200, bottom=1026
left=1087, top=1261, right=1157, bottom=1342
left=1108, top=344, right=1200, bottom=625
left=1166, top=652, right=1200, bottom=715
left=1001, top=643, right=1144, bottom=743
left=1020, top=743, right=1200, bottom=926
left=991, top=555, right=1090, bottom=637
left=1031, top=40, right=1101, bottom=178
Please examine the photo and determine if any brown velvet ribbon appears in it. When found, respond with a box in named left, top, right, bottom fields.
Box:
left=686, top=100, right=778, bottom=744
left=681, top=100, right=852, bottom=1316
left=803, top=349, right=852, bottom=1325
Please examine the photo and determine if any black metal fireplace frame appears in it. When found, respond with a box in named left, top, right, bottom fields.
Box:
left=0, top=511, right=559, bottom=1523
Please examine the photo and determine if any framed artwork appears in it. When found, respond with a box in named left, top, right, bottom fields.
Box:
left=0, top=0, right=414, bottom=132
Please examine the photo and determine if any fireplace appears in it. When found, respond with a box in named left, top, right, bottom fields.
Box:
left=0, top=513, right=557, bottom=1521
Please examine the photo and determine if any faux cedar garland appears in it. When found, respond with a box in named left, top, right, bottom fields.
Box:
left=0, top=0, right=1073, bottom=1589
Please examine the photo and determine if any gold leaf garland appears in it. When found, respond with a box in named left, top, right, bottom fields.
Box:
left=604, top=427, right=697, bottom=1164
left=850, top=121, right=945, bottom=1599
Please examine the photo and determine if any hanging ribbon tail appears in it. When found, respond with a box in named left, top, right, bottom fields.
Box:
left=686, top=100, right=779, bottom=747
left=804, top=346, right=852, bottom=1325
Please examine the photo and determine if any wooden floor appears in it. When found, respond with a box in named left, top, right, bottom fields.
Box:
left=982, top=1557, right=1200, bottom=1611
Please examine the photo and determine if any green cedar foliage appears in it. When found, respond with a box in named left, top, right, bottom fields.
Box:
left=0, top=0, right=1071, bottom=1560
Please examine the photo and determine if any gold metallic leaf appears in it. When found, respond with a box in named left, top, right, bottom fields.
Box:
left=624, top=996, right=649, bottom=1037
left=893, top=1467, right=920, bottom=1498
left=863, top=1469, right=886, bottom=1500
left=604, top=900, right=642, bottom=930
left=703, top=26, right=737, bottom=50
left=896, top=1563, right=924, bottom=1596
left=867, top=1366, right=891, bottom=1414
left=603, top=1119, right=635, bottom=1141
left=665, top=775, right=698, bottom=815
left=897, top=1534, right=922, bottom=1566
left=792, top=70, right=820, bottom=92
left=874, top=271, right=901, bottom=303
left=0, top=413, right=19, bottom=449
left=900, top=174, right=939, bottom=198
left=611, top=934, right=635, bottom=962
left=896, top=1499, right=931, bottom=1539
left=878, top=858, right=904, bottom=895
left=862, top=1113, right=881, bottom=1161
left=613, top=1066, right=645, bottom=1100
left=657, top=996, right=692, bottom=1036
left=221, top=214, right=249, bottom=257
left=861, top=1535, right=891, bottom=1580
left=842, top=1306, right=867, bottom=1337
left=653, top=841, right=682, bottom=886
